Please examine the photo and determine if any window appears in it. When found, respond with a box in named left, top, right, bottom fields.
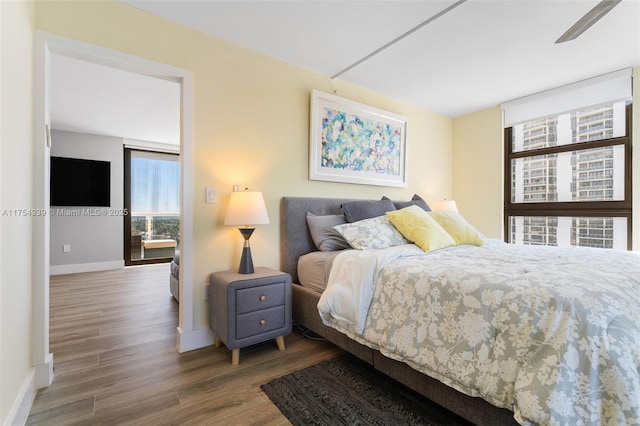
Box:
left=504, top=100, right=632, bottom=250
left=124, top=149, right=180, bottom=265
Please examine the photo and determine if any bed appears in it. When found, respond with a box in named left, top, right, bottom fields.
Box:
left=280, top=196, right=640, bottom=426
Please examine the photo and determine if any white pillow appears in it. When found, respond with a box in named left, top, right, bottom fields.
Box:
left=333, top=215, right=408, bottom=250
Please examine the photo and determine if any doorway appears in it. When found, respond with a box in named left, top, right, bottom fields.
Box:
left=34, top=34, right=198, bottom=388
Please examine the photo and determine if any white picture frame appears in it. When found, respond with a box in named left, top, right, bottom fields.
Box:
left=309, top=90, right=407, bottom=187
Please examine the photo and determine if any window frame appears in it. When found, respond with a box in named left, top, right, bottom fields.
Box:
left=124, top=148, right=180, bottom=266
left=503, top=103, right=632, bottom=250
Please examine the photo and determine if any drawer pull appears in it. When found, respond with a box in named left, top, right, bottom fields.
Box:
left=259, top=319, right=266, bottom=326
left=259, top=295, right=266, bottom=301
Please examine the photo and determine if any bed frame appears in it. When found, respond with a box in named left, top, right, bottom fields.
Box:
left=280, top=196, right=518, bottom=426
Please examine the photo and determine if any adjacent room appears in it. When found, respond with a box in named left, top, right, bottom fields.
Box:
left=2, top=0, right=639, bottom=425
left=48, top=53, right=182, bottom=274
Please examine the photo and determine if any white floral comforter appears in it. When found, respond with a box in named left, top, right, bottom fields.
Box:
left=317, top=239, right=640, bottom=425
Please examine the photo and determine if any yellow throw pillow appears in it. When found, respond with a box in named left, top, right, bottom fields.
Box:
left=386, top=205, right=455, bottom=252
left=429, top=211, right=484, bottom=246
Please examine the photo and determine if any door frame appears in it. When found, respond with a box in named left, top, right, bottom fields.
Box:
left=33, top=32, right=199, bottom=388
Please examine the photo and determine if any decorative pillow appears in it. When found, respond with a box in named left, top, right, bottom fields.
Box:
left=382, top=194, right=431, bottom=211
left=341, top=199, right=396, bottom=223
left=386, top=205, right=455, bottom=252
left=333, top=215, right=408, bottom=250
left=306, top=212, right=351, bottom=252
left=429, top=211, right=484, bottom=246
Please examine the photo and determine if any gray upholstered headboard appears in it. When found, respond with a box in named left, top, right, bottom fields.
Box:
left=280, top=196, right=359, bottom=283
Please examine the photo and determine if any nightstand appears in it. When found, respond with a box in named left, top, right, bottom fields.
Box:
left=209, top=267, right=292, bottom=365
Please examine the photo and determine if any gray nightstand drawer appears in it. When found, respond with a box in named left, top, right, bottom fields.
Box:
left=236, top=306, right=285, bottom=340
left=236, top=282, right=285, bottom=314
left=209, top=267, right=292, bottom=363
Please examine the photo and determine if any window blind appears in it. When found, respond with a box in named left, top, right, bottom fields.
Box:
left=501, top=68, right=632, bottom=127
left=131, top=150, right=180, bottom=214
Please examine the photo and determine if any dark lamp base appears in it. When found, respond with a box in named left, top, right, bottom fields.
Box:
left=237, top=227, right=256, bottom=274
left=238, top=246, right=254, bottom=274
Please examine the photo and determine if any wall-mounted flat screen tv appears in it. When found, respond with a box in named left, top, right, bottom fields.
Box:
left=50, top=156, right=111, bottom=207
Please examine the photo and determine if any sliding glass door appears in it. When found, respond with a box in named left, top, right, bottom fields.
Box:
left=124, top=148, right=180, bottom=265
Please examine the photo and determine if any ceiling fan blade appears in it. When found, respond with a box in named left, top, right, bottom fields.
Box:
left=556, top=0, right=622, bottom=43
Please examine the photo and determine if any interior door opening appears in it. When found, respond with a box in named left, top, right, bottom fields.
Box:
left=36, top=34, right=198, bottom=369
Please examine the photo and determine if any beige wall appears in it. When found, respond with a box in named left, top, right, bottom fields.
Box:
left=453, top=67, right=640, bottom=247
left=1, top=1, right=35, bottom=424
left=452, top=106, right=503, bottom=239
left=34, top=0, right=453, bottom=329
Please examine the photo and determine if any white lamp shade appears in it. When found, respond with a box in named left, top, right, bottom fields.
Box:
left=433, top=200, right=458, bottom=213
left=224, top=191, right=270, bottom=226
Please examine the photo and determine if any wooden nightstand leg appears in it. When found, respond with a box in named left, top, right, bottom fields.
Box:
left=275, top=336, right=285, bottom=351
left=231, top=348, right=240, bottom=365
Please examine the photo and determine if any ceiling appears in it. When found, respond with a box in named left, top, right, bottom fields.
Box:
left=121, top=0, right=639, bottom=117
left=51, top=54, right=181, bottom=145
left=53, top=1, right=640, bottom=144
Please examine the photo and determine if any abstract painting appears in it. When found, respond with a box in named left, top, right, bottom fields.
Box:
left=309, top=90, right=407, bottom=187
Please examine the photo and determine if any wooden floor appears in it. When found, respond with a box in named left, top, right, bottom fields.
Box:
left=27, top=264, right=343, bottom=425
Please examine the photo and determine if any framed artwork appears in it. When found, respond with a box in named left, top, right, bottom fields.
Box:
left=309, top=90, right=407, bottom=187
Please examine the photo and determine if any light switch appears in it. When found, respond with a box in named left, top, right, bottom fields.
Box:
left=206, top=187, right=217, bottom=203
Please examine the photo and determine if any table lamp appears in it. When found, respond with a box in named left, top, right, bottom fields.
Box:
left=433, top=199, right=458, bottom=213
left=224, top=190, right=270, bottom=274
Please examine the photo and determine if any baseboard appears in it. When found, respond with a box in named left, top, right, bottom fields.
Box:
left=50, top=260, right=124, bottom=275
left=34, top=353, right=54, bottom=388
left=176, top=326, right=215, bottom=353
left=5, top=369, right=37, bottom=426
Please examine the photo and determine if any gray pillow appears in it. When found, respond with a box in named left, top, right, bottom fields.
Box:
left=341, top=199, right=396, bottom=222
left=306, top=212, right=351, bottom=251
left=382, top=194, right=431, bottom=211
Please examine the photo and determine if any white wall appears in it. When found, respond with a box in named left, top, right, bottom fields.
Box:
left=49, top=130, right=124, bottom=274
left=1, top=1, right=36, bottom=425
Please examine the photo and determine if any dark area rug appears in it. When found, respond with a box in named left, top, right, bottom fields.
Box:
left=261, top=354, right=472, bottom=426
